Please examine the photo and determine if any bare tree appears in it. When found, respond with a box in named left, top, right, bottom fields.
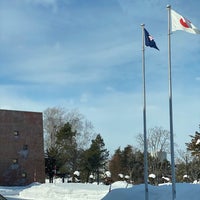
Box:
left=148, top=127, right=170, bottom=154
left=43, top=106, right=66, bottom=149
left=43, top=107, right=95, bottom=150
left=136, top=126, right=171, bottom=183
left=136, top=126, right=170, bottom=154
left=176, top=149, right=192, bottom=165
left=65, top=109, right=96, bottom=150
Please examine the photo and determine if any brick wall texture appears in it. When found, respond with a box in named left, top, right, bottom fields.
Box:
left=0, top=109, right=45, bottom=186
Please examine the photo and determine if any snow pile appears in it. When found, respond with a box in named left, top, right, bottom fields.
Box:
left=104, top=171, right=111, bottom=178
left=1, top=180, right=200, bottom=200
left=102, top=183, right=200, bottom=200
left=149, top=173, right=156, bottom=179
left=118, top=174, right=124, bottom=179
left=19, top=182, right=109, bottom=200
left=0, top=186, right=26, bottom=197
left=111, top=181, right=132, bottom=189
left=73, top=171, right=80, bottom=177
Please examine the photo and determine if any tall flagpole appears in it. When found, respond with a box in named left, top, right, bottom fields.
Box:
left=141, top=23, right=149, bottom=200
left=167, top=5, right=176, bottom=200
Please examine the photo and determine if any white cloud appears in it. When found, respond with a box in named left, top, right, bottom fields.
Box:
left=80, top=93, right=89, bottom=103
left=25, top=0, right=58, bottom=11
left=0, top=86, right=44, bottom=112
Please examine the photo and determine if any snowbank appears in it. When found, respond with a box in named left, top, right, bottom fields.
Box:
left=1, top=180, right=200, bottom=200
left=20, top=182, right=109, bottom=200
left=102, top=183, right=200, bottom=200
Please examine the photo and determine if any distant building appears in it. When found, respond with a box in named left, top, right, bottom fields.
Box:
left=151, top=151, right=167, bottom=162
left=0, top=109, right=45, bottom=186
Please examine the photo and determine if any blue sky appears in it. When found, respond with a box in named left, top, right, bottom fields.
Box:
left=0, top=0, right=199, bottom=154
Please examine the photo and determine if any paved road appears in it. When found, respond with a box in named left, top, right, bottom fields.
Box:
left=0, top=194, right=7, bottom=200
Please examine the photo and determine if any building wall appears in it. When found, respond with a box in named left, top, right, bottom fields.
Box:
left=0, top=109, right=45, bottom=186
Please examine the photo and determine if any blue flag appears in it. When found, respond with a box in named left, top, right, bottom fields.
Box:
left=144, top=28, right=159, bottom=50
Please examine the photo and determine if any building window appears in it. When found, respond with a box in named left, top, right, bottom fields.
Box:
left=11, top=159, right=19, bottom=170
left=23, top=144, right=28, bottom=150
left=22, top=172, right=27, bottom=178
left=13, top=130, right=19, bottom=137
left=12, top=159, right=18, bottom=164
left=19, top=144, right=29, bottom=159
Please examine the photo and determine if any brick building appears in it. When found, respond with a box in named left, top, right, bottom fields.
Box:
left=0, top=109, right=45, bottom=186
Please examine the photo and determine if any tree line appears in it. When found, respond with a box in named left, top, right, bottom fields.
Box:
left=43, top=107, right=200, bottom=185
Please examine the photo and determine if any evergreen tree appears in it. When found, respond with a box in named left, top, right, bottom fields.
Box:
left=186, top=131, right=200, bottom=157
left=81, top=134, right=109, bottom=184
left=121, top=145, right=135, bottom=177
left=43, top=107, right=95, bottom=151
left=131, top=150, right=144, bottom=184
left=45, top=148, right=57, bottom=182
left=109, top=148, right=123, bottom=181
left=185, top=131, right=200, bottom=181
left=56, top=122, right=79, bottom=173
left=109, top=145, right=144, bottom=184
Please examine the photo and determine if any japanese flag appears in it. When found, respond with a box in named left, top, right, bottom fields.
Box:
left=171, top=9, right=200, bottom=34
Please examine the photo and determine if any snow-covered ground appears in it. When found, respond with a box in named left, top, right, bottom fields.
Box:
left=0, top=179, right=200, bottom=200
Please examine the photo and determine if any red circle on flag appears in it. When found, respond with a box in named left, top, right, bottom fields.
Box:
left=180, top=18, right=190, bottom=28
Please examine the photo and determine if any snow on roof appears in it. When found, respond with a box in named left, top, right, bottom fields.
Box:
left=105, top=171, right=111, bottom=177
left=73, top=171, right=80, bottom=176
left=118, top=173, right=124, bottom=178
left=149, top=174, right=156, bottom=179
left=162, top=176, right=170, bottom=181
left=196, top=139, right=200, bottom=145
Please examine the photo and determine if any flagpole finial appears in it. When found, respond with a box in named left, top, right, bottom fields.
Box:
left=166, top=5, right=171, bottom=9
left=141, top=24, right=145, bottom=27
